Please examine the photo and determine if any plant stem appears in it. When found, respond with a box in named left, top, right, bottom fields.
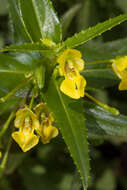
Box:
left=86, top=59, right=112, bottom=65
left=0, top=138, right=12, bottom=177
left=29, top=88, right=35, bottom=109
left=0, top=76, right=33, bottom=103
left=0, top=111, right=15, bottom=139
left=0, top=110, right=16, bottom=176
left=85, top=92, right=119, bottom=115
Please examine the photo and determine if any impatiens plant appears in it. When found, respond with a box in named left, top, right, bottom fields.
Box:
left=1, top=0, right=127, bottom=189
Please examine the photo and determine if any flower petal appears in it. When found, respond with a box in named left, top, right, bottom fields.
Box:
left=114, top=56, right=127, bottom=71
left=57, top=49, right=81, bottom=64
left=112, top=56, right=127, bottom=78
left=74, top=59, right=84, bottom=72
left=12, top=131, right=39, bottom=152
left=41, top=125, right=59, bottom=144
left=77, top=75, right=87, bottom=97
left=14, top=107, right=38, bottom=129
left=32, top=118, right=40, bottom=131
left=119, top=79, right=127, bottom=90
left=57, top=49, right=82, bottom=76
left=60, top=75, right=86, bottom=99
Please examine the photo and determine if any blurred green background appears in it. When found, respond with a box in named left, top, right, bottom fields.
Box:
left=1, top=0, right=127, bottom=190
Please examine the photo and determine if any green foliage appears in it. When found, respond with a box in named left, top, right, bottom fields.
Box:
left=0, top=0, right=127, bottom=190
left=0, top=53, right=37, bottom=93
left=80, top=37, right=127, bottom=62
left=8, top=0, right=31, bottom=43
left=85, top=101, right=127, bottom=137
left=61, top=14, right=127, bottom=49
left=19, top=0, right=62, bottom=43
left=83, top=68, right=119, bottom=89
left=42, top=76, right=90, bottom=187
left=1, top=43, right=54, bottom=52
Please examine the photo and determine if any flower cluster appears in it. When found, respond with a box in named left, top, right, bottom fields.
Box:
left=112, top=56, right=127, bottom=90
left=12, top=104, right=58, bottom=152
left=57, top=49, right=86, bottom=99
left=11, top=49, right=86, bottom=152
left=11, top=49, right=125, bottom=153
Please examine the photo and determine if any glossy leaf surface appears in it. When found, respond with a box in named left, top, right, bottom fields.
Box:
left=19, top=0, right=62, bottom=43
left=43, top=76, right=90, bottom=189
left=8, top=0, right=31, bottom=43
left=85, top=101, right=127, bottom=138
left=61, top=14, right=127, bottom=49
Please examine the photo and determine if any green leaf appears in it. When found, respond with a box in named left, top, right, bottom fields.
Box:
left=60, top=14, right=127, bottom=49
left=0, top=53, right=36, bottom=93
left=82, top=68, right=119, bottom=89
left=0, top=96, right=20, bottom=116
left=79, top=37, right=127, bottom=62
left=1, top=43, right=55, bottom=54
left=42, top=76, right=90, bottom=189
left=0, top=53, right=37, bottom=74
left=79, top=37, right=127, bottom=89
left=85, top=101, right=127, bottom=138
left=19, top=0, right=62, bottom=43
left=78, top=37, right=127, bottom=89
left=8, top=0, right=32, bottom=43
left=61, top=4, right=81, bottom=36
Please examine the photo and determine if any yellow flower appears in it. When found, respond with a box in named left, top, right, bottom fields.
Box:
left=57, top=49, right=86, bottom=99
left=60, top=74, right=86, bottom=99
left=112, top=56, right=127, bottom=90
left=12, top=107, right=39, bottom=152
left=34, top=103, right=58, bottom=144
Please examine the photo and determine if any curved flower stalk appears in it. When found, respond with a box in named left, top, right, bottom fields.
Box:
left=12, top=107, right=39, bottom=152
left=112, top=56, right=127, bottom=90
left=34, top=103, right=58, bottom=144
left=57, top=49, right=86, bottom=99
